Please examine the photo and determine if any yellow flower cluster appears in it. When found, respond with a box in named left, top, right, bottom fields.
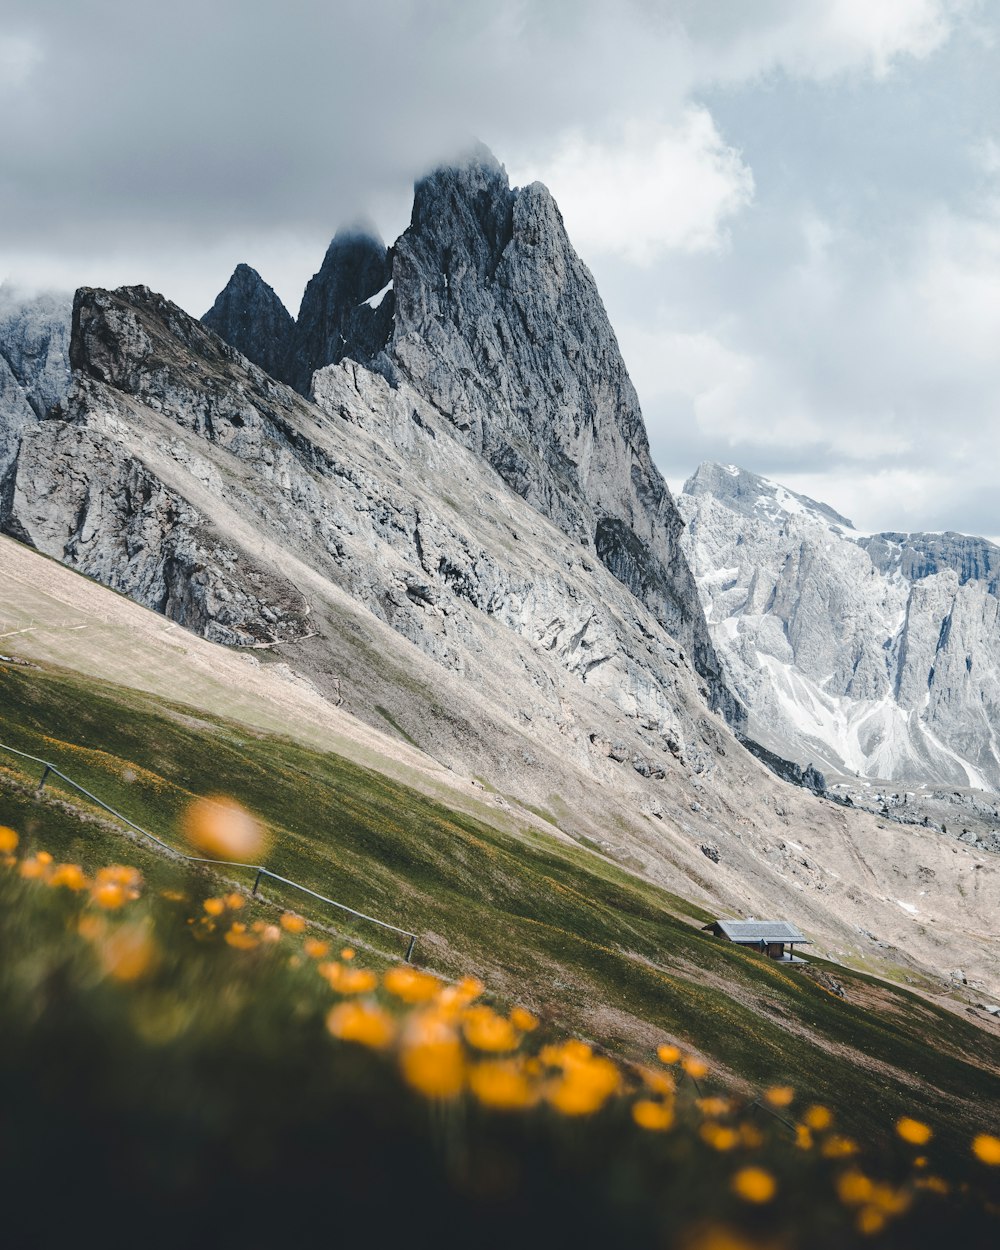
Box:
left=7, top=822, right=998, bottom=1238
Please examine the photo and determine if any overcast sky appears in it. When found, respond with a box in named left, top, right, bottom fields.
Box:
left=3, top=1, right=999, bottom=537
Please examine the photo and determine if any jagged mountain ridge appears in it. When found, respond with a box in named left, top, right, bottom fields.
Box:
left=201, top=264, right=295, bottom=383
left=200, top=148, right=735, bottom=722
left=4, top=285, right=1000, bottom=999
left=679, top=461, right=1000, bottom=790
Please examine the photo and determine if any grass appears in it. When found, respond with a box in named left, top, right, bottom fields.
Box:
left=2, top=654, right=1000, bottom=1244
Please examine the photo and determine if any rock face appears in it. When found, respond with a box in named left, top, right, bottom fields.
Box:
left=378, top=149, right=736, bottom=724
left=679, top=462, right=1000, bottom=790
left=5, top=284, right=729, bottom=797
left=199, top=149, right=736, bottom=725
left=283, top=228, right=394, bottom=394
left=0, top=288, right=72, bottom=483
left=201, top=264, right=294, bottom=383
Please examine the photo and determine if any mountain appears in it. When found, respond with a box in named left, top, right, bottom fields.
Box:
left=0, top=288, right=72, bottom=483
left=2, top=151, right=999, bottom=999
left=679, top=461, right=1000, bottom=790
left=201, top=263, right=295, bottom=382
left=202, top=148, right=735, bottom=723
left=284, top=226, right=394, bottom=393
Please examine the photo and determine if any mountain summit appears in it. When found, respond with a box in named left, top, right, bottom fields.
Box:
left=201, top=146, right=738, bottom=723
left=201, top=264, right=294, bottom=383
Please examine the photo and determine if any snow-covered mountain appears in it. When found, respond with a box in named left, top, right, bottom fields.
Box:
left=679, top=461, right=1000, bottom=791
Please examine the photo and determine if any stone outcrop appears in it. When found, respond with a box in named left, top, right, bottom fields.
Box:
left=5, top=285, right=731, bottom=799
left=201, top=264, right=295, bottom=383
left=377, top=149, right=736, bottom=724
left=199, top=149, right=737, bottom=726
left=680, top=461, right=1000, bottom=790
left=284, top=227, right=394, bottom=393
left=0, top=288, right=72, bottom=482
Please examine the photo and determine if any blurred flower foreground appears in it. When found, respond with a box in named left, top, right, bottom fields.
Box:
left=1, top=815, right=998, bottom=1250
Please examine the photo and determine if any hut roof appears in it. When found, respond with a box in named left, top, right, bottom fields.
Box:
left=712, top=920, right=810, bottom=944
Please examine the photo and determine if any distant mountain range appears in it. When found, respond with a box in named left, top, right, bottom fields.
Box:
left=680, top=461, right=1000, bottom=790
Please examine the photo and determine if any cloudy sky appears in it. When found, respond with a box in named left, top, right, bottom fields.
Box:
left=3, top=0, right=999, bottom=536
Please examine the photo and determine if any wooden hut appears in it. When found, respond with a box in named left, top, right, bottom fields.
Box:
left=704, top=919, right=809, bottom=964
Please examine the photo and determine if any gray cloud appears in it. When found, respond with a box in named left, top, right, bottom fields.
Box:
left=4, top=0, right=998, bottom=536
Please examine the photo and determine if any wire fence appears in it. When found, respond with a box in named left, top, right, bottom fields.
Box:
left=0, top=739, right=418, bottom=962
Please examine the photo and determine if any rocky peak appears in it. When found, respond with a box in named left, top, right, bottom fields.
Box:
left=383, top=147, right=738, bottom=723
left=285, top=225, right=394, bottom=394
left=683, top=462, right=854, bottom=530
left=201, top=264, right=294, bottom=383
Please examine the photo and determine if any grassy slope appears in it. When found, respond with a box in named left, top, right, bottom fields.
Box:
left=2, top=657, right=999, bottom=1170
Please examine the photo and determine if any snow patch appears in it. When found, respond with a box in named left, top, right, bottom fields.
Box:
left=362, top=280, right=393, bottom=310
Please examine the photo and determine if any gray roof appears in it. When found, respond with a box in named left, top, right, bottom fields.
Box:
left=712, top=920, right=810, bottom=944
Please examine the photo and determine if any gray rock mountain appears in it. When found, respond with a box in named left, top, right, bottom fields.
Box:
left=679, top=461, right=1000, bottom=791
left=283, top=227, right=394, bottom=393
left=4, top=285, right=999, bottom=1000
left=0, top=288, right=72, bottom=483
left=203, top=147, right=735, bottom=724
left=380, top=148, right=737, bottom=724
left=201, top=264, right=294, bottom=383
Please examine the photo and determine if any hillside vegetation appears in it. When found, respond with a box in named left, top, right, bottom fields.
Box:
left=2, top=655, right=1000, bottom=1247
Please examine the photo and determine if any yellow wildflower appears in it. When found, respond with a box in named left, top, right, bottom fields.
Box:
left=700, top=1123, right=739, bottom=1152
left=463, top=1006, right=519, bottom=1053
left=95, top=865, right=142, bottom=899
left=915, top=1176, right=950, bottom=1195
left=681, top=1055, right=709, bottom=1080
left=764, top=1084, right=794, bottom=1108
left=856, top=1206, right=886, bottom=1235
left=803, top=1104, right=832, bottom=1131
left=696, top=1097, right=731, bottom=1118
left=0, top=826, right=19, bottom=853
left=78, top=914, right=106, bottom=942
left=183, top=795, right=267, bottom=862
left=657, top=1043, right=681, bottom=1065
left=317, top=962, right=378, bottom=994
left=280, top=912, right=306, bottom=933
left=545, top=1052, right=620, bottom=1117
left=972, top=1133, right=1000, bottom=1165
left=640, top=1066, right=676, bottom=1096
left=468, top=1060, right=538, bottom=1110
left=225, top=923, right=259, bottom=950
left=383, top=965, right=441, bottom=1003
left=868, top=1183, right=910, bottom=1216
left=97, top=924, right=157, bottom=982
left=91, top=881, right=127, bottom=910
left=340, top=947, right=355, bottom=961
left=203, top=897, right=225, bottom=916
left=731, top=1167, right=776, bottom=1204
left=19, top=853, right=53, bottom=881
left=303, top=938, right=330, bottom=960
left=821, top=1135, right=859, bottom=1158
left=400, top=1013, right=465, bottom=1099
left=895, top=1116, right=932, bottom=1146
left=160, top=889, right=187, bottom=902
left=326, top=1001, right=395, bottom=1050
left=49, top=863, right=88, bottom=891
left=836, top=1171, right=874, bottom=1206
left=795, top=1125, right=813, bottom=1150
left=509, top=1006, right=539, bottom=1032
left=632, top=1099, right=674, bottom=1131
left=223, top=892, right=244, bottom=910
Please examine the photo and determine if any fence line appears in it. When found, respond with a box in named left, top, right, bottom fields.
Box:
left=0, top=739, right=417, bottom=962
